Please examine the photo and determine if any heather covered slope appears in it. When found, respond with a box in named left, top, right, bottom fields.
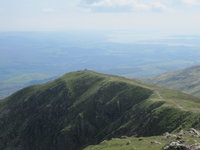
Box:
left=1, top=70, right=200, bottom=150
left=142, top=65, right=200, bottom=97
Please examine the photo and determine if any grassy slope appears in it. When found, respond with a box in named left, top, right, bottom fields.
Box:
left=63, top=70, right=200, bottom=112
left=142, top=65, right=200, bottom=97
left=1, top=70, right=200, bottom=150
left=84, top=132, right=200, bottom=150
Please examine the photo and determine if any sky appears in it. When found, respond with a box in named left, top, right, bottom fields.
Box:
left=0, top=0, right=200, bottom=34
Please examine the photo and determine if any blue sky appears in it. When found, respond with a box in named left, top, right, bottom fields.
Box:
left=0, top=0, right=200, bottom=34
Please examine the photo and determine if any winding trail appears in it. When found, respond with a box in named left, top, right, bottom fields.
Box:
left=154, top=90, right=184, bottom=110
left=154, top=90, right=164, bottom=100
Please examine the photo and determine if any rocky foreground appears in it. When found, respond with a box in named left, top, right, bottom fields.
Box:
left=84, top=128, right=200, bottom=150
left=163, top=128, right=200, bottom=150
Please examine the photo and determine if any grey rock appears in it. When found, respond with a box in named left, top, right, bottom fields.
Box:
left=178, top=130, right=185, bottom=136
left=164, top=132, right=177, bottom=139
left=189, top=128, right=200, bottom=137
left=163, top=141, right=189, bottom=150
left=150, top=140, right=161, bottom=145
left=126, top=140, right=131, bottom=145
left=189, top=143, right=200, bottom=150
left=176, top=136, right=182, bottom=140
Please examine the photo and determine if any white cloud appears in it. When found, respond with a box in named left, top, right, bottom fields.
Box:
left=89, top=0, right=170, bottom=12
left=42, top=8, right=56, bottom=13
left=152, top=2, right=171, bottom=12
left=182, top=0, right=200, bottom=5
left=90, top=0, right=149, bottom=9
left=91, top=0, right=135, bottom=7
left=84, top=0, right=200, bottom=13
left=133, top=2, right=150, bottom=11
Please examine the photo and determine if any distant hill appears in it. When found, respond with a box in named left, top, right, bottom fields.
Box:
left=0, top=73, right=56, bottom=99
left=1, top=70, right=200, bottom=150
left=142, top=65, right=200, bottom=97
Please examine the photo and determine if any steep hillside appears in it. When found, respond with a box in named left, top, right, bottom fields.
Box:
left=1, top=70, right=200, bottom=150
left=142, top=65, right=200, bottom=97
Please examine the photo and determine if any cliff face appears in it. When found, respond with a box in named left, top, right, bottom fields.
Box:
left=1, top=71, right=200, bottom=150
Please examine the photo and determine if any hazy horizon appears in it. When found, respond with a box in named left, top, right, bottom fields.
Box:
left=1, top=0, right=200, bottom=35
left=1, top=0, right=200, bottom=98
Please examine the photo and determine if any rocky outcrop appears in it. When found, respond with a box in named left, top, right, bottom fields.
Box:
left=150, top=140, right=161, bottom=145
left=189, top=128, right=200, bottom=137
left=163, top=129, right=200, bottom=150
left=163, top=141, right=189, bottom=150
left=164, top=142, right=200, bottom=150
left=164, top=132, right=177, bottom=139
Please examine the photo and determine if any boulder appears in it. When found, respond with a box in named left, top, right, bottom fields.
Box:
left=126, top=140, right=131, bottom=145
left=176, top=136, right=182, bottom=140
left=189, top=143, right=200, bottom=150
left=164, top=132, right=177, bottom=139
left=163, top=141, right=189, bottom=150
left=150, top=140, right=161, bottom=145
left=178, top=130, right=185, bottom=136
left=189, top=128, right=200, bottom=137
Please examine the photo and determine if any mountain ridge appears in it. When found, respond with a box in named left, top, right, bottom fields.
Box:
left=1, top=70, right=200, bottom=150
